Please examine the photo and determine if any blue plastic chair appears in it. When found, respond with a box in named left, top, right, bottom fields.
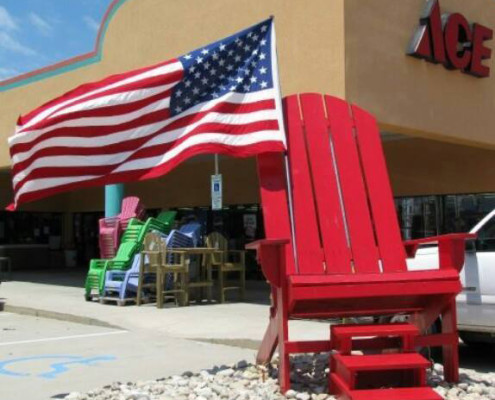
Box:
left=179, top=223, right=202, bottom=246
left=102, top=252, right=148, bottom=305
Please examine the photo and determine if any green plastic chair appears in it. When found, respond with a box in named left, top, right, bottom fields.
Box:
left=156, top=210, right=177, bottom=229
left=85, top=242, right=139, bottom=300
left=121, top=212, right=176, bottom=243
left=121, top=218, right=144, bottom=243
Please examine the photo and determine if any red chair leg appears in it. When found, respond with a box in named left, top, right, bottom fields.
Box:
left=442, top=299, right=459, bottom=383
left=277, top=288, right=291, bottom=393
left=256, top=315, right=279, bottom=364
left=256, top=286, right=280, bottom=364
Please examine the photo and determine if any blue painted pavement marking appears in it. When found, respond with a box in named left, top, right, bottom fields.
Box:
left=0, top=355, right=116, bottom=379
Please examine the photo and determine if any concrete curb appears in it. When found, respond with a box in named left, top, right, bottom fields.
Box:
left=3, top=304, right=122, bottom=330
left=192, top=338, right=261, bottom=350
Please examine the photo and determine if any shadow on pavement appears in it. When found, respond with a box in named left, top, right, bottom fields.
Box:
left=459, top=342, right=495, bottom=373
left=5, top=269, right=272, bottom=305
left=9, top=269, right=87, bottom=288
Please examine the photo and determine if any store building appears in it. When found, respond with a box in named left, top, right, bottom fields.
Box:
left=1, top=0, right=495, bottom=268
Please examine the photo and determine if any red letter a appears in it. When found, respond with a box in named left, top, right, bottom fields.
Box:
left=407, top=0, right=446, bottom=64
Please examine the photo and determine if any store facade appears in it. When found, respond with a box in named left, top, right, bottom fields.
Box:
left=1, top=0, right=494, bottom=267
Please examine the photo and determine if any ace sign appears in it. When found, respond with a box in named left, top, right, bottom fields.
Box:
left=407, top=0, right=493, bottom=77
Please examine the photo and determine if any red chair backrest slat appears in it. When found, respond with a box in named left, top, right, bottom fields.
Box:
left=256, top=93, right=407, bottom=276
left=257, top=152, right=296, bottom=275
left=299, top=94, right=352, bottom=274
left=324, top=95, right=380, bottom=273
left=284, top=96, right=326, bottom=274
left=351, top=105, right=407, bottom=272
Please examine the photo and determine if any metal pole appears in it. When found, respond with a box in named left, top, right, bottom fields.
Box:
left=270, top=18, right=299, bottom=273
left=214, top=154, right=219, bottom=175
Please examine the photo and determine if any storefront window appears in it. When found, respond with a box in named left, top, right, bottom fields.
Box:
left=73, top=212, right=103, bottom=265
left=394, top=196, right=439, bottom=240
left=0, top=211, right=63, bottom=245
left=476, top=214, right=495, bottom=252
left=395, top=193, right=495, bottom=239
left=442, top=194, right=495, bottom=233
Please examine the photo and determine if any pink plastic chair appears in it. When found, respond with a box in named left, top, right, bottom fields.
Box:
left=98, top=216, right=121, bottom=259
left=118, top=196, right=145, bottom=230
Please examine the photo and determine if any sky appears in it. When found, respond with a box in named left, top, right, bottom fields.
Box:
left=0, top=0, right=113, bottom=81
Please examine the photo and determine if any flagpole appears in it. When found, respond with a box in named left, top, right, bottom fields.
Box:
left=270, top=17, right=299, bottom=274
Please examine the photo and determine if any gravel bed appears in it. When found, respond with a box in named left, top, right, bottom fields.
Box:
left=63, top=354, right=495, bottom=400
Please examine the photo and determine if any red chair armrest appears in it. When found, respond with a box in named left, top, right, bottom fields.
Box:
left=404, top=233, right=477, bottom=271
left=245, top=238, right=289, bottom=287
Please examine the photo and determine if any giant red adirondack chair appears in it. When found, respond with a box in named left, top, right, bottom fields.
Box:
left=247, top=93, right=474, bottom=396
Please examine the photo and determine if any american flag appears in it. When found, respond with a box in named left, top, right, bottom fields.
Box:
left=7, top=18, right=285, bottom=210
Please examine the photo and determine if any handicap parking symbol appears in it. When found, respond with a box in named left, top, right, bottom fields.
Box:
left=0, top=355, right=116, bottom=379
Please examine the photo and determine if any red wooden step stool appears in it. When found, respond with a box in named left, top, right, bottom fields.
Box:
left=331, top=323, right=419, bottom=355
left=328, top=322, right=441, bottom=400
left=330, top=322, right=421, bottom=385
left=332, top=353, right=430, bottom=390
left=331, top=373, right=442, bottom=400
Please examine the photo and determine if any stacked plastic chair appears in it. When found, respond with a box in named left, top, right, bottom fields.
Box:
left=101, top=253, right=148, bottom=306
left=119, top=196, right=146, bottom=231
left=102, top=228, right=194, bottom=306
left=98, top=216, right=121, bottom=259
left=97, top=196, right=145, bottom=259
left=120, top=211, right=177, bottom=245
left=178, top=222, right=202, bottom=246
left=85, top=210, right=177, bottom=301
left=85, top=242, right=139, bottom=301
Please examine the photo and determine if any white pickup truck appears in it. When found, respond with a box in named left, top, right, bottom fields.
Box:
left=407, top=209, right=495, bottom=346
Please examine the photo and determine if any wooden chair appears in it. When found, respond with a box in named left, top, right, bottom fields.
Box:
left=138, top=232, right=190, bottom=307
left=156, top=234, right=190, bottom=308
left=246, top=93, right=475, bottom=394
left=136, top=232, right=161, bottom=306
left=206, top=232, right=246, bottom=303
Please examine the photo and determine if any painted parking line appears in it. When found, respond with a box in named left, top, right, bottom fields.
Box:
left=0, top=330, right=128, bottom=347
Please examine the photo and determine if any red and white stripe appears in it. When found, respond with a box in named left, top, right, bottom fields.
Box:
left=8, top=55, right=285, bottom=209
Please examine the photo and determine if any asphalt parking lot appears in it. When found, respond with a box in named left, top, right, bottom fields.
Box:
left=0, top=312, right=256, bottom=400
left=1, top=310, right=494, bottom=400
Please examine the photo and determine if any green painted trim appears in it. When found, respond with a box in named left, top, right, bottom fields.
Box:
left=105, top=184, right=124, bottom=217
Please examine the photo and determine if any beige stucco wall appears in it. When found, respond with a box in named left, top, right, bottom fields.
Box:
left=384, top=138, right=495, bottom=196
left=0, top=155, right=259, bottom=212
left=345, top=0, right=495, bottom=149
left=3, top=136, right=494, bottom=212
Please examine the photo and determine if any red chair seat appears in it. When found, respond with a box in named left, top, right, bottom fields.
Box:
left=288, top=269, right=460, bottom=318
left=289, top=269, right=458, bottom=286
